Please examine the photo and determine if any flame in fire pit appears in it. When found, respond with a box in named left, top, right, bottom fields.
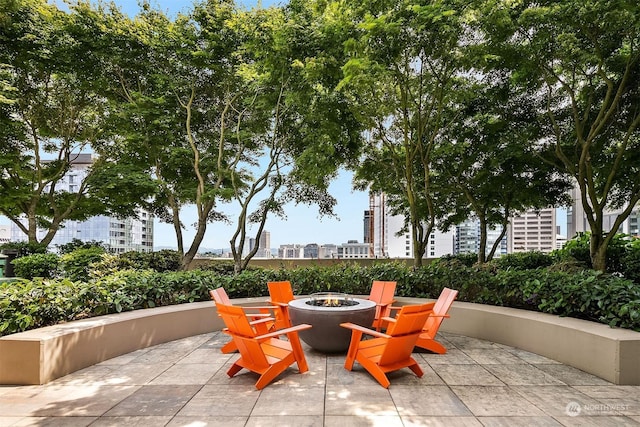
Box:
left=307, top=292, right=358, bottom=307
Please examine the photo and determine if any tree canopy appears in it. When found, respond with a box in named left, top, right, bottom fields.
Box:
left=2, top=0, right=638, bottom=273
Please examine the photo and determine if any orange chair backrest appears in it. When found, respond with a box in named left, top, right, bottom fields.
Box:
left=267, top=281, right=295, bottom=304
left=369, top=280, right=397, bottom=304
left=215, top=302, right=258, bottom=338
left=210, top=287, right=232, bottom=305
left=422, top=287, right=458, bottom=337
left=378, top=303, right=434, bottom=365
left=215, top=302, right=270, bottom=369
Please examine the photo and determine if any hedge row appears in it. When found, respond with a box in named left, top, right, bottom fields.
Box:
left=2, top=260, right=639, bottom=336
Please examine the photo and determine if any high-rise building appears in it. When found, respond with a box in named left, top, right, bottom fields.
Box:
left=363, top=210, right=372, bottom=244
left=455, top=218, right=507, bottom=257
left=0, top=225, right=10, bottom=244
left=337, top=240, right=371, bottom=259
left=368, top=193, right=455, bottom=258
left=567, top=185, right=640, bottom=238
left=278, top=244, right=305, bottom=259
left=9, top=154, right=153, bottom=253
left=304, top=243, right=319, bottom=259
left=508, top=208, right=556, bottom=253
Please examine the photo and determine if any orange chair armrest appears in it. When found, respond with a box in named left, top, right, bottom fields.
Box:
left=255, top=323, right=312, bottom=340
left=249, top=317, right=275, bottom=326
left=268, top=301, right=289, bottom=307
left=340, top=322, right=390, bottom=339
left=239, top=305, right=277, bottom=311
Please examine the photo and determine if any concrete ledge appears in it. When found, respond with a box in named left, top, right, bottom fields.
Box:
left=0, top=301, right=222, bottom=385
left=1, top=297, right=639, bottom=385
left=395, top=297, right=640, bottom=385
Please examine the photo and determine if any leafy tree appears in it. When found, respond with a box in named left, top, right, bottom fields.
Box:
left=227, top=1, right=363, bottom=272
left=339, top=0, right=471, bottom=266
left=435, top=79, right=571, bottom=263
left=0, top=0, right=153, bottom=246
left=479, top=0, right=640, bottom=271
left=74, top=0, right=248, bottom=269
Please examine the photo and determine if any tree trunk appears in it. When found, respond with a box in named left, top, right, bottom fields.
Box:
left=477, top=216, right=487, bottom=264
left=590, top=232, right=608, bottom=272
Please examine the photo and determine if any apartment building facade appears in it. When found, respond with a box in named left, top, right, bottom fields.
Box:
left=9, top=154, right=153, bottom=253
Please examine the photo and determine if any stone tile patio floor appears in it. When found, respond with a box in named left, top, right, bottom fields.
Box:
left=1, top=331, right=639, bottom=427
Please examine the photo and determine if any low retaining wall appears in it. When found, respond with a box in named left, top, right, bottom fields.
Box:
left=1, top=297, right=639, bottom=385
left=396, top=297, right=640, bottom=385
left=0, top=302, right=222, bottom=385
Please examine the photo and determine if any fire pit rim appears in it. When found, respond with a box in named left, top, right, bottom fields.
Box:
left=289, top=297, right=376, bottom=312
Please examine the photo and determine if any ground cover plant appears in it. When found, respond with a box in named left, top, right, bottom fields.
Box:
left=2, top=236, right=640, bottom=336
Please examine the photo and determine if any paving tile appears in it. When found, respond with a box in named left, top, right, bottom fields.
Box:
left=32, top=385, right=139, bottom=417
left=511, top=385, right=613, bottom=417
left=252, top=385, right=325, bottom=416
left=444, top=335, right=501, bottom=350
left=47, top=365, right=115, bottom=386
left=149, top=363, right=223, bottom=385
left=167, top=416, right=248, bottom=427
left=325, top=385, right=397, bottom=416
left=506, top=348, right=562, bottom=364
left=98, top=362, right=173, bottom=385
left=554, top=415, right=640, bottom=426
left=450, top=385, right=546, bottom=416
left=464, top=349, right=528, bottom=365
left=0, top=328, right=635, bottom=426
left=534, top=364, right=612, bottom=386
left=10, top=417, right=97, bottom=426
left=574, top=385, right=640, bottom=415
left=176, top=348, right=233, bottom=364
left=477, top=416, right=563, bottom=426
left=431, top=364, right=505, bottom=386
left=97, top=349, right=151, bottom=366
left=128, top=348, right=190, bottom=364
left=483, top=364, right=566, bottom=386
left=420, top=348, right=477, bottom=365
left=390, top=385, right=473, bottom=416
left=245, top=415, right=324, bottom=427
left=401, top=416, right=482, bottom=426
left=103, top=385, right=201, bottom=416
left=325, top=415, right=404, bottom=426
left=89, top=416, right=172, bottom=426
left=176, top=384, right=259, bottom=417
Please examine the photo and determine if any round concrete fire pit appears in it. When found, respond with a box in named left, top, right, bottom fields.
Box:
left=288, top=293, right=376, bottom=353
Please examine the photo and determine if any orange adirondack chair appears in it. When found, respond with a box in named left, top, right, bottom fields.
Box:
left=368, top=280, right=397, bottom=331
left=215, top=302, right=312, bottom=390
left=209, top=287, right=276, bottom=354
left=414, top=287, right=458, bottom=354
left=267, top=281, right=295, bottom=329
left=341, top=302, right=435, bottom=388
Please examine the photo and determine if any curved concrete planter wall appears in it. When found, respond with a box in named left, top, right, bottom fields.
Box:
left=1, top=297, right=639, bottom=385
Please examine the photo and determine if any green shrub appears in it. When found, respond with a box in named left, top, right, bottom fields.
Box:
left=148, top=250, right=182, bottom=272
left=11, top=253, right=60, bottom=279
left=0, top=241, right=48, bottom=257
left=2, top=259, right=640, bottom=337
left=56, top=238, right=107, bottom=254
left=437, top=253, right=478, bottom=267
left=552, top=232, right=632, bottom=275
left=119, top=250, right=182, bottom=272
left=621, top=238, right=640, bottom=285
left=491, top=251, right=553, bottom=270
left=60, top=247, right=106, bottom=282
